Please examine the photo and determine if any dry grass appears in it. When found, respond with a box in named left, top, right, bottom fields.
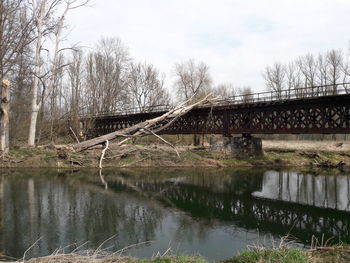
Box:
left=24, top=253, right=135, bottom=263
left=306, top=245, right=350, bottom=263
left=263, top=140, right=350, bottom=152
left=5, top=254, right=205, bottom=263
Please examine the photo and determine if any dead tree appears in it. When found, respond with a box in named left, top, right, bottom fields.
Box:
left=28, top=0, right=90, bottom=147
left=0, top=79, right=10, bottom=154
left=72, top=94, right=217, bottom=152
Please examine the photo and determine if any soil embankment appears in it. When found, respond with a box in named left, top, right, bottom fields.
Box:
left=2, top=247, right=350, bottom=263
left=1, top=140, right=350, bottom=169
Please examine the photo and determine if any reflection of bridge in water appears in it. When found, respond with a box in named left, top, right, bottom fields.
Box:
left=253, top=171, right=350, bottom=211
left=105, top=171, right=350, bottom=245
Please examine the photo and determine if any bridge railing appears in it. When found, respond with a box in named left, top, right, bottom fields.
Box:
left=215, top=82, right=350, bottom=106
left=80, top=82, right=350, bottom=118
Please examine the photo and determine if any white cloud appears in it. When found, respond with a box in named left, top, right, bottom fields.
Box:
left=66, top=0, right=350, bottom=95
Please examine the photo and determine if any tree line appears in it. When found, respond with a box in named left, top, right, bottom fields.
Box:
left=1, top=0, right=350, bottom=151
left=0, top=0, right=250, bottom=148
left=263, top=49, right=350, bottom=97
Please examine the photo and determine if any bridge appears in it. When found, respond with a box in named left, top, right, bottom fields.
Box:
left=80, top=83, right=350, bottom=137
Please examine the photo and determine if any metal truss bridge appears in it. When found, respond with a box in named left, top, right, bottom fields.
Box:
left=80, top=83, right=350, bottom=136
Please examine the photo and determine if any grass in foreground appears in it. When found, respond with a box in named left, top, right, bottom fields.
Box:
left=143, top=255, right=206, bottom=263
left=307, top=245, right=350, bottom=263
left=25, top=254, right=205, bottom=263
left=224, top=248, right=311, bottom=263
left=12, top=248, right=350, bottom=263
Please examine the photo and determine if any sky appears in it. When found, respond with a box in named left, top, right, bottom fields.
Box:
left=66, top=0, right=350, bottom=94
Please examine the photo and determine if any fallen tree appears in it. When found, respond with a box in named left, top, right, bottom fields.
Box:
left=72, top=94, right=217, bottom=153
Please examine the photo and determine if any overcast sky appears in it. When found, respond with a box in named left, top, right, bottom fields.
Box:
left=66, top=0, right=350, bottom=94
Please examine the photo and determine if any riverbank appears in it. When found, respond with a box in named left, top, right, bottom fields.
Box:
left=1, top=140, right=350, bottom=169
left=226, top=246, right=350, bottom=263
left=3, top=246, right=350, bottom=263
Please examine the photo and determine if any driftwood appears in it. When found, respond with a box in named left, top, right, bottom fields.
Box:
left=69, top=126, right=80, bottom=143
left=72, top=94, right=217, bottom=152
left=313, top=160, right=346, bottom=168
left=99, top=140, right=109, bottom=169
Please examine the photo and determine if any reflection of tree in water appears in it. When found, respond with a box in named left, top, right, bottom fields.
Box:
left=95, top=169, right=263, bottom=245
left=253, top=171, right=350, bottom=211
left=0, top=175, right=164, bottom=259
left=171, top=211, right=215, bottom=243
left=99, top=169, right=350, bottom=246
left=1, top=169, right=350, bottom=259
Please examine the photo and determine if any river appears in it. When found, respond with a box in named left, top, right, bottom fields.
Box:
left=0, top=168, right=349, bottom=261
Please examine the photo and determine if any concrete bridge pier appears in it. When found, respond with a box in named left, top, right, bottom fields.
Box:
left=230, top=134, right=263, bottom=158
left=210, top=134, right=263, bottom=158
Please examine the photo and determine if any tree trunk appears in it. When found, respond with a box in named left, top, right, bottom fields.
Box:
left=28, top=107, right=39, bottom=146
left=28, top=0, right=45, bottom=146
left=0, top=80, right=10, bottom=153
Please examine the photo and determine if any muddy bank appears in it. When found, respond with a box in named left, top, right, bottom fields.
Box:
left=2, top=247, right=350, bottom=263
left=1, top=141, right=350, bottom=169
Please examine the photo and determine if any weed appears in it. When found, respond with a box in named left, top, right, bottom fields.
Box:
left=144, top=255, right=206, bottom=263
left=225, top=248, right=310, bottom=263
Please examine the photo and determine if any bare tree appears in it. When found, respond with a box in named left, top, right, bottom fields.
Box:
left=296, top=54, right=317, bottom=97
left=28, top=0, right=89, bottom=146
left=46, top=53, right=66, bottom=142
left=316, top=53, right=329, bottom=88
left=238, top=86, right=253, bottom=103
left=127, top=62, right=170, bottom=112
left=342, top=60, right=350, bottom=86
left=173, top=59, right=212, bottom=145
left=284, top=62, right=304, bottom=98
left=263, top=62, right=286, bottom=98
left=68, top=49, right=84, bottom=134
left=326, top=49, right=343, bottom=94
left=264, top=49, right=350, bottom=99
left=0, top=0, right=34, bottom=150
left=10, top=43, right=33, bottom=143
left=85, top=37, right=129, bottom=115
left=0, top=0, right=33, bottom=80
left=174, top=59, right=212, bottom=102
left=212, top=83, right=237, bottom=99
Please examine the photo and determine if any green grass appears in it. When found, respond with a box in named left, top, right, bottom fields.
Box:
left=11, top=148, right=36, bottom=157
left=11, top=148, right=55, bottom=158
left=180, top=151, right=202, bottom=161
left=225, top=248, right=311, bottom=263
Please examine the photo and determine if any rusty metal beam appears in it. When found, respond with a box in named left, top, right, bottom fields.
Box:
left=81, top=94, right=350, bottom=137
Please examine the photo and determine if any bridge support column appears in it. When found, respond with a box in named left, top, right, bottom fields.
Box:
left=230, top=134, right=263, bottom=158
left=210, top=134, right=263, bottom=158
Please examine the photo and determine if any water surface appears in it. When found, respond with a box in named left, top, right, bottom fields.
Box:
left=1, top=168, right=349, bottom=261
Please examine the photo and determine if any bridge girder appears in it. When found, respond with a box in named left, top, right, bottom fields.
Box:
left=81, top=94, right=350, bottom=137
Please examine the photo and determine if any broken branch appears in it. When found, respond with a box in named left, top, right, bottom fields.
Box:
left=99, top=140, right=109, bottom=169
left=143, top=128, right=181, bottom=159
left=72, top=94, right=217, bottom=152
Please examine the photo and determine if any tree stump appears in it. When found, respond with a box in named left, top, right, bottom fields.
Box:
left=0, top=79, right=10, bottom=154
